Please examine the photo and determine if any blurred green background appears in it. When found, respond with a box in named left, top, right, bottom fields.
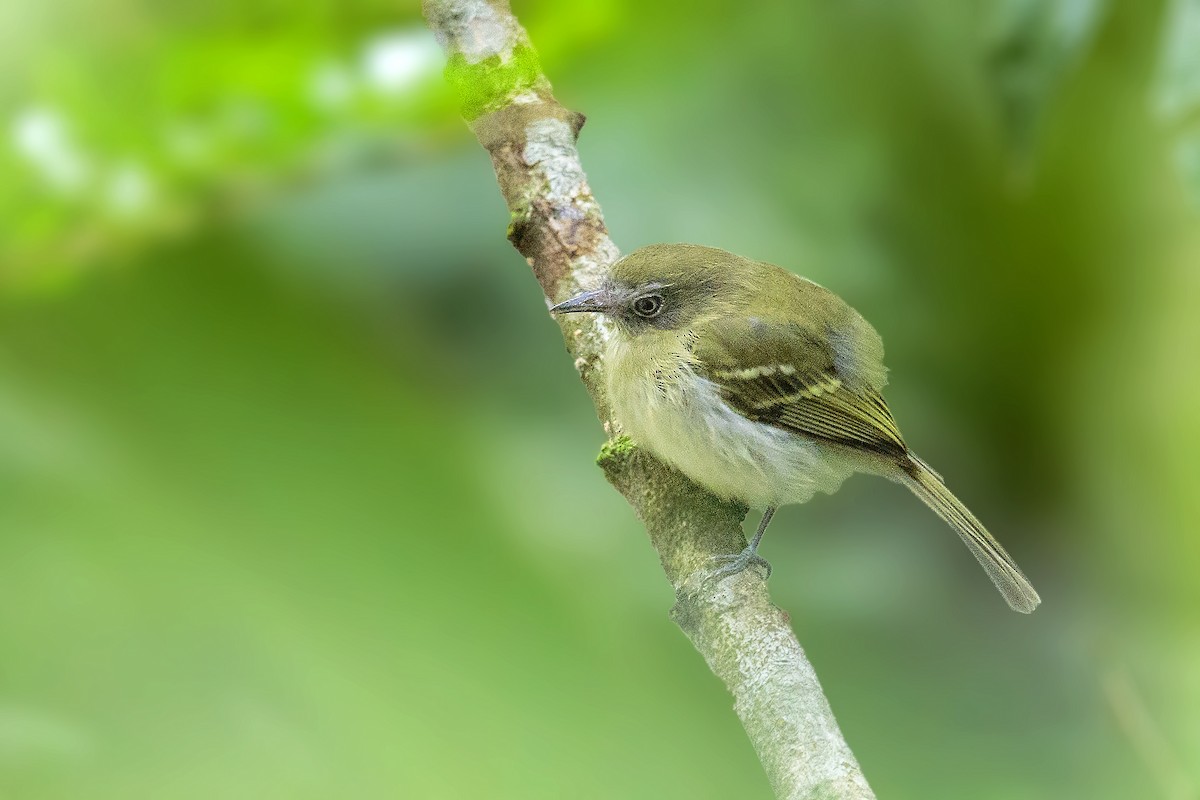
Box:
left=3, top=0, right=1199, bottom=797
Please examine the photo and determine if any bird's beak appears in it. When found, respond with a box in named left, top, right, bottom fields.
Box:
left=549, top=288, right=613, bottom=315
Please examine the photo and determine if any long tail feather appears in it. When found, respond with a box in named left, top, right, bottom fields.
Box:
left=901, top=458, right=1041, bottom=613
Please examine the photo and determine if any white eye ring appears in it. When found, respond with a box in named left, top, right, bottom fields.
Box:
left=632, top=294, right=665, bottom=318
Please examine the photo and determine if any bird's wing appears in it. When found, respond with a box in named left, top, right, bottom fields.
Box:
left=692, top=316, right=908, bottom=459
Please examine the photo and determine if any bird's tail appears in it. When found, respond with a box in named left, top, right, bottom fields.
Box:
left=900, top=457, right=1041, bottom=613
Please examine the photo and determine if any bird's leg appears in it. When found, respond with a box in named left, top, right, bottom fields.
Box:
left=712, top=506, right=776, bottom=579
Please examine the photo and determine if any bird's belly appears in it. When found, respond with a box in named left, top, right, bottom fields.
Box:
left=607, top=353, right=856, bottom=508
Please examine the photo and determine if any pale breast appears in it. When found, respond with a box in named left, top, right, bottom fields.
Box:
left=605, top=333, right=857, bottom=509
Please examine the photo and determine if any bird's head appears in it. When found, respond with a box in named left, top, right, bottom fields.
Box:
left=550, top=243, right=737, bottom=334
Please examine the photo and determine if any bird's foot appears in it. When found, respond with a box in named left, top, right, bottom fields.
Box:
left=711, top=546, right=772, bottom=580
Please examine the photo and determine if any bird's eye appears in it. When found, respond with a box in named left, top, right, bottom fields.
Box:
left=632, top=294, right=665, bottom=318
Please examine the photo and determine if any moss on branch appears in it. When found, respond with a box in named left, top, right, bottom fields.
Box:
left=596, top=435, right=638, bottom=465
left=444, top=45, right=543, bottom=120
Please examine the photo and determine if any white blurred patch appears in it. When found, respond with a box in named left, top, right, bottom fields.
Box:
left=105, top=161, right=155, bottom=217
left=309, top=60, right=356, bottom=111
left=10, top=107, right=91, bottom=194
left=360, top=29, right=441, bottom=96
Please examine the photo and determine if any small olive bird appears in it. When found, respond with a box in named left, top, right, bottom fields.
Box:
left=552, top=243, right=1040, bottom=613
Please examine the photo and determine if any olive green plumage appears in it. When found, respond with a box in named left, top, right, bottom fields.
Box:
left=552, top=243, right=1040, bottom=613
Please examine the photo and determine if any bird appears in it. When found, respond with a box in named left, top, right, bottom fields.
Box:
left=551, top=243, right=1040, bottom=613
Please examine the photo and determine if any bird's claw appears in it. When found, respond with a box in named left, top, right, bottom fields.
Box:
left=710, top=547, right=772, bottom=580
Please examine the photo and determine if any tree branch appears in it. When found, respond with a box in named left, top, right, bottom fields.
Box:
left=421, top=3, right=876, bottom=797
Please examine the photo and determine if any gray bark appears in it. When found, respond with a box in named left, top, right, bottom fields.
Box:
left=421, top=3, right=876, bottom=797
